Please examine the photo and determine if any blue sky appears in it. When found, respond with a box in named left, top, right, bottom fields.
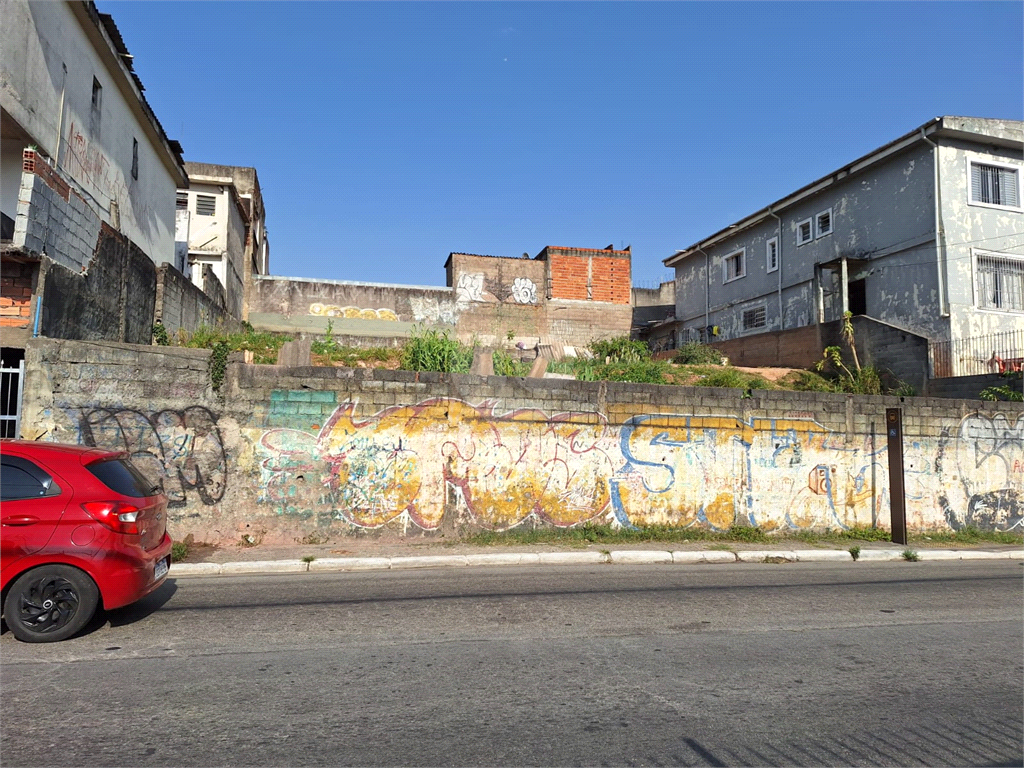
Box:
left=103, top=1, right=1023, bottom=289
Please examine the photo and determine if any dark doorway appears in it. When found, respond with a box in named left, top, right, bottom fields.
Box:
left=848, top=279, right=867, bottom=315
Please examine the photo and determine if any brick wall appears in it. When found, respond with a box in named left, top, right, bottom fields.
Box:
left=23, top=337, right=1023, bottom=547
left=0, top=259, right=35, bottom=330
left=540, top=246, right=631, bottom=304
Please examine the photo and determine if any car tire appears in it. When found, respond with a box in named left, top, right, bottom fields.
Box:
left=3, top=565, right=99, bottom=643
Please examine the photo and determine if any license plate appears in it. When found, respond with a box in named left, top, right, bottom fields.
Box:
left=154, top=557, right=169, bottom=581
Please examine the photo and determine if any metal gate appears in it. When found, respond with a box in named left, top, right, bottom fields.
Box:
left=1, top=358, right=25, bottom=438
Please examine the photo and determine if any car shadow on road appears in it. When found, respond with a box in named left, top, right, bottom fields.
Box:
left=95, top=579, right=178, bottom=630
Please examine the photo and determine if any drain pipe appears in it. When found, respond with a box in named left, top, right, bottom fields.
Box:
left=696, top=246, right=711, bottom=341
left=32, top=296, right=42, bottom=337
left=920, top=127, right=948, bottom=317
left=768, top=208, right=783, bottom=327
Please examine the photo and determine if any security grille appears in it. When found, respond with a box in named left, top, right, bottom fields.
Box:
left=0, top=358, right=25, bottom=439
left=977, top=254, right=1024, bottom=312
left=742, top=306, right=767, bottom=331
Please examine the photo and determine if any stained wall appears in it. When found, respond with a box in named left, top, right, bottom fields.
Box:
left=21, top=337, right=1023, bottom=547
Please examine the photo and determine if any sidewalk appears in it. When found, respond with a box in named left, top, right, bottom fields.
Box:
left=171, top=538, right=1024, bottom=577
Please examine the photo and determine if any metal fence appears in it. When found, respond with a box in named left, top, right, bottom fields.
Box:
left=0, top=358, right=25, bottom=438
left=928, top=328, right=1024, bottom=378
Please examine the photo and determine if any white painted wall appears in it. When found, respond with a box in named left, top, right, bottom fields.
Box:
left=0, top=0, right=182, bottom=264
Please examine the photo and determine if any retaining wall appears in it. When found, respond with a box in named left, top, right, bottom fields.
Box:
left=21, top=337, right=1023, bottom=547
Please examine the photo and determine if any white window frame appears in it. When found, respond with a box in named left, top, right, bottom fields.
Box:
left=766, top=237, right=779, bottom=273
left=741, top=303, right=768, bottom=333
left=815, top=208, right=833, bottom=238
left=973, top=248, right=1024, bottom=314
left=722, top=248, right=746, bottom=283
left=966, top=155, right=1022, bottom=212
left=796, top=218, right=813, bottom=246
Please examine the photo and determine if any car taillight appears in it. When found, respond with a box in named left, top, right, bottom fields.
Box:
left=81, top=501, right=141, bottom=535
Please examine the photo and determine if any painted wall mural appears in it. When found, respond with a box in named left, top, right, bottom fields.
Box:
left=308, top=303, right=399, bottom=321
left=77, top=406, right=227, bottom=508
left=250, top=397, right=1022, bottom=534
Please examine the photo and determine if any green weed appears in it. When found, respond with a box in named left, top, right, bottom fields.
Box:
left=493, top=350, right=532, bottom=377
left=589, top=336, right=652, bottom=363
left=170, top=541, right=189, bottom=562
left=901, top=549, right=920, bottom=562
left=400, top=327, right=474, bottom=373
left=848, top=545, right=861, bottom=561
left=673, top=342, right=723, bottom=365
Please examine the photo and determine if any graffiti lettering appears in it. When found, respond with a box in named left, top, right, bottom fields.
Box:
left=78, top=407, right=227, bottom=508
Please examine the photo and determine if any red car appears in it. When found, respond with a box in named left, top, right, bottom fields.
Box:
left=1, top=440, right=172, bottom=642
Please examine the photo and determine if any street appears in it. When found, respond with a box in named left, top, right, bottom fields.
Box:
left=2, top=561, right=1022, bottom=767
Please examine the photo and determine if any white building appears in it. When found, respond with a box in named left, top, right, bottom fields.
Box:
left=1, top=0, right=187, bottom=271
left=175, top=162, right=270, bottom=321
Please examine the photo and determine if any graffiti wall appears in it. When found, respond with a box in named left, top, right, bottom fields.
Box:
left=22, top=338, right=1023, bottom=546
left=246, top=399, right=1021, bottom=537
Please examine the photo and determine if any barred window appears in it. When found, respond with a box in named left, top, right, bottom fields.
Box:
left=176, top=192, right=188, bottom=209
left=742, top=305, right=767, bottom=330
left=970, top=162, right=1019, bottom=208
left=976, top=253, right=1024, bottom=313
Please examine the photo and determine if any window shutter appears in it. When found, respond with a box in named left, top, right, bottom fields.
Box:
left=971, top=163, right=984, bottom=202
left=1000, top=168, right=1019, bottom=207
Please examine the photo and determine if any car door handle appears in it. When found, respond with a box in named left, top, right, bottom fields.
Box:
left=1, top=515, right=39, bottom=526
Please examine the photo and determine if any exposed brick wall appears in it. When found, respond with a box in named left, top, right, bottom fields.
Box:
left=0, top=259, right=36, bottom=329
left=22, top=149, right=70, bottom=202
left=539, top=246, right=631, bottom=304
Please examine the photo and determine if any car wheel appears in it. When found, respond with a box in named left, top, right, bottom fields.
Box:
left=3, top=565, right=99, bottom=643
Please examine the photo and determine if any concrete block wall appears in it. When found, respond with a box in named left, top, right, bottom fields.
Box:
left=40, top=224, right=157, bottom=345
left=23, top=337, right=1022, bottom=548
left=14, top=151, right=102, bottom=272
left=156, top=263, right=239, bottom=336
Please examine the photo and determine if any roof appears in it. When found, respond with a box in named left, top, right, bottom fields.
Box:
left=664, top=116, right=1024, bottom=268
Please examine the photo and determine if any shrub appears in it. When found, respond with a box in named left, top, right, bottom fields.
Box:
left=673, top=342, right=723, bottom=365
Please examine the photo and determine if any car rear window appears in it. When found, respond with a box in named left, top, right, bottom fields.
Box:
left=87, top=458, right=159, bottom=498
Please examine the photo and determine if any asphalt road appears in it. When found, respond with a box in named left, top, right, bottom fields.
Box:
left=2, top=561, right=1022, bottom=767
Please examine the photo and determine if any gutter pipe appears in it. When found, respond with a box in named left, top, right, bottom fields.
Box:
left=768, top=209, right=783, bottom=328
left=919, top=127, right=949, bottom=317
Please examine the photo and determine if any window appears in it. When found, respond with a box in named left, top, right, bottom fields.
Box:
left=797, top=218, right=813, bottom=246
left=723, top=248, right=746, bottom=282
left=176, top=192, right=188, bottom=209
left=969, top=160, right=1020, bottom=209
left=131, top=138, right=139, bottom=180
left=766, top=237, right=779, bottom=273
left=196, top=194, right=216, bottom=216
left=90, top=77, right=103, bottom=138
left=0, top=456, right=60, bottom=501
left=742, top=305, right=767, bottom=331
left=976, top=251, right=1024, bottom=313
left=815, top=208, right=833, bottom=238
left=88, top=458, right=159, bottom=498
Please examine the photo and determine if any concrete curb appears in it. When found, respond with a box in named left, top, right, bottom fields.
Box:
left=169, top=547, right=1021, bottom=577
